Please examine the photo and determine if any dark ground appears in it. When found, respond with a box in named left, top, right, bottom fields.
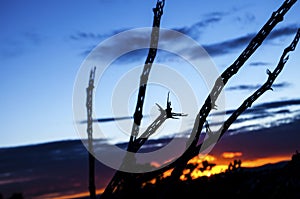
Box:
left=108, top=152, right=300, bottom=199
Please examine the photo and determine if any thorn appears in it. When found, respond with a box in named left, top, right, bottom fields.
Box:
left=269, top=87, right=273, bottom=91
left=205, top=121, right=213, bottom=137
left=212, top=104, right=218, bottom=110
left=266, top=69, right=272, bottom=75
left=156, top=103, right=164, bottom=112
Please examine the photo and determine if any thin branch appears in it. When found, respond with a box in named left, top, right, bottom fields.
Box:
left=217, top=28, right=300, bottom=141
left=134, top=28, right=300, bottom=187
left=129, top=0, right=165, bottom=150
left=132, top=0, right=298, bottom=184
left=171, top=0, right=297, bottom=179
left=99, top=1, right=165, bottom=198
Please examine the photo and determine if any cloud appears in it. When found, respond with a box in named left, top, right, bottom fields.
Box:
left=74, top=21, right=298, bottom=62
left=174, top=12, right=226, bottom=39
left=207, top=98, right=300, bottom=135
left=73, top=12, right=227, bottom=58
left=267, top=26, right=299, bottom=40
left=255, top=98, right=300, bottom=110
left=226, top=82, right=290, bottom=91
left=70, top=28, right=129, bottom=41
left=222, top=152, right=242, bottom=159
left=198, top=24, right=299, bottom=57
left=210, top=117, right=300, bottom=161
left=212, top=98, right=300, bottom=117
left=249, top=61, right=271, bottom=67
left=72, top=12, right=226, bottom=44
left=202, top=33, right=254, bottom=56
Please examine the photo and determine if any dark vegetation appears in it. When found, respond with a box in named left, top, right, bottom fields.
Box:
left=109, top=152, right=300, bottom=199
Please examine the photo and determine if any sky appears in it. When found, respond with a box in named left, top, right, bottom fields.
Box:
left=0, top=0, right=300, bottom=148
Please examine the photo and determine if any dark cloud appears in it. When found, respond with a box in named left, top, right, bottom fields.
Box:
left=200, top=25, right=299, bottom=57
left=70, top=28, right=129, bottom=41
left=72, top=12, right=226, bottom=57
left=212, top=98, right=300, bottom=117
left=207, top=98, right=300, bottom=134
left=0, top=140, right=114, bottom=199
left=268, top=26, right=299, bottom=40
left=212, top=118, right=300, bottom=160
left=255, top=98, right=300, bottom=110
left=174, top=13, right=225, bottom=39
left=74, top=21, right=298, bottom=61
left=226, top=82, right=290, bottom=91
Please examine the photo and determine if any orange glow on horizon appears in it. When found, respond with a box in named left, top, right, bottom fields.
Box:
left=242, top=155, right=291, bottom=168
left=179, top=154, right=292, bottom=181
left=48, top=188, right=105, bottom=199
left=189, top=164, right=228, bottom=179
left=180, top=155, right=220, bottom=180
left=222, top=152, right=243, bottom=159
left=42, top=155, right=292, bottom=199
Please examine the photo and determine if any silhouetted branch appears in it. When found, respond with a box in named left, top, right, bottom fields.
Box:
left=217, top=28, right=300, bottom=140
left=99, top=0, right=299, bottom=197
left=170, top=0, right=298, bottom=179
left=129, top=0, right=298, bottom=184
left=129, top=0, right=165, bottom=149
left=133, top=106, right=167, bottom=152
left=100, top=1, right=165, bottom=198
left=133, top=27, right=300, bottom=188
left=86, top=67, right=97, bottom=199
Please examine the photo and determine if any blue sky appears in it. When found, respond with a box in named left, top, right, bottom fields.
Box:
left=0, top=0, right=300, bottom=147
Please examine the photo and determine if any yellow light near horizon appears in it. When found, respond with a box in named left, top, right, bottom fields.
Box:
left=242, top=155, right=291, bottom=168
left=178, top=154, right=226, bottom=180
left=222, top=152, right=243, bottom=159
left=187, top=154, right=216, bottom=164
left=49, top=188, right=104, bottom=199
left=190, top=165, right=228, bottom=179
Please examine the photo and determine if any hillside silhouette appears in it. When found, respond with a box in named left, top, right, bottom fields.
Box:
left=108, top=151, right=300, bottom=199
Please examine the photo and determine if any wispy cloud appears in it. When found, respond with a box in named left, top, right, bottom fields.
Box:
left=267, top=26, right=299, bottom=40
left=70, top=28, right=129, bottom=41
left=206, top=98, right=300, bottom=136
left=72, top=12, right=227, bottom=58
left=71, top=12, right=226, bottom=44
left=174, top=12, right=226, bottom=39
left=249, top=61, right=271, bottom=67
left=73, top=21, right=298, bottom=61
left=255, top=98, right=300, bottom=110
left=211, top=98, right=300, bottom=117
left=202, top=33, right=254, bottom=56
left=226, top=82, right=290, bottom=91
left=234, top=12, right=256, bottom=24
left=201, top=25, right=299, bottom=57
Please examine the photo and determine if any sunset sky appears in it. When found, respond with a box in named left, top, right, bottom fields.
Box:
left=1, top=0, right=300, bottom=149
